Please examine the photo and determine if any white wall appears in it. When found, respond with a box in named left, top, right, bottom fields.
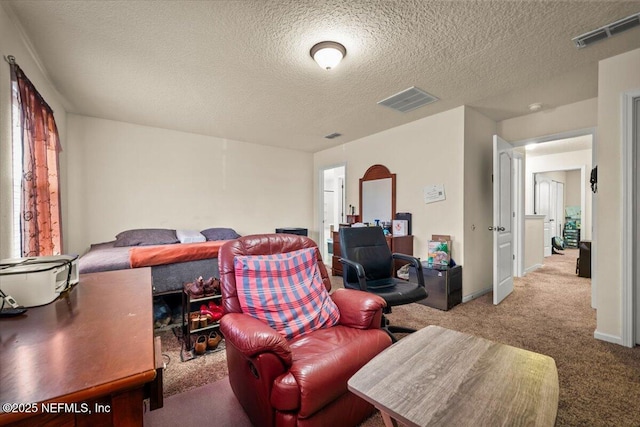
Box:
left=498, top=98, right=597, bottom=143
left=0, top=4, right=68, bottom=258
left=314, top=106, right=495, bottom=299
left=525, top=150, right=592, bottom=240
left=65, top=114, right=313, bottom=255
left=595, top=47, right=640, bottom=341
left=462, top=106, right=495, bottom=298
left=565, top=170, right=581, bottom=207
left=498, top=98, right=597, bottom=245
left=314, top=107, right=465, bottom=258
left=524, top=215, right=544, bottom=272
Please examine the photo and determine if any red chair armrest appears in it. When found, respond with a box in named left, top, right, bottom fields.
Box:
left=330, top=288, right=386, bottom=330
left=220, top=313, right=293, bottom=366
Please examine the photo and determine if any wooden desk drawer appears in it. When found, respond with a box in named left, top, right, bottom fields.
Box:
left=332, top=256, right=343, bottom=276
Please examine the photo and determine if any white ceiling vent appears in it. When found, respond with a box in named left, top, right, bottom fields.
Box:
left=572, top=12, right=640, bottom=49
left=377, top=86, right=438, bottom=113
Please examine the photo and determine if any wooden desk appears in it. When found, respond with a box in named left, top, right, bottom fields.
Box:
left=0, top=268, right=157, bottom=426
left=348, top=326, right=559, bottom=427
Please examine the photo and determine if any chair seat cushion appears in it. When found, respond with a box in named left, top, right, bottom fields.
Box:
left=234, top=248, right=340, bottom=339
left=369, top=279, right=427, bottom=306
left=271, top=325, right=391, bottom=418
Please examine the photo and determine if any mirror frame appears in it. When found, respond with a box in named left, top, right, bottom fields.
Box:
left=359, top=164, right=396, bottom=224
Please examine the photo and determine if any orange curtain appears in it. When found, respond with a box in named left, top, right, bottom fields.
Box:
left=11, top=64, right=62, bottom=256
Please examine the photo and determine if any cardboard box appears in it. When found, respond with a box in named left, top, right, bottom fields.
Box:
left=428, top=234, right=452, bottom=266
left=392, top=220, right=408, bottom=236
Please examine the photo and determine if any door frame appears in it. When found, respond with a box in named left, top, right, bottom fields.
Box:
left=318, top=163, right=346, bottom=266
left=513, top=127, right=597, bottom=308
left=513, top=152, right=525, bottom=277
left=534, top=173, right=553, bottom=257
left=621, top=90, right=640, bottom=347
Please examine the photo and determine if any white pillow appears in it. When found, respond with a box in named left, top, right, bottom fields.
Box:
left=176, top=229, right=206, bottom=244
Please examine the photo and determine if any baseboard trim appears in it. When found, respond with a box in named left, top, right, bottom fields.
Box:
left=462, top=287, right=491, bottom=303
left=524, top=263, right=543, bottom=274
left=594, top=330, right=624, bottom=346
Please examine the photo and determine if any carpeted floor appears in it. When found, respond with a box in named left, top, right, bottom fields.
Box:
left=156, top=328, right=229, bottom=397
left=155, top=249, right=640, bottom=426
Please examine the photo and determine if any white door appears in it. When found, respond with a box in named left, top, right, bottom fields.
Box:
left=548, top=180, right=565, bottom=238
left=492, top=135, right=514, bottom=305
left=535, top=175, right=552, bottom=256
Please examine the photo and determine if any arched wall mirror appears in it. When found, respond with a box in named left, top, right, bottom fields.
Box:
left=359, top=164, right=396, bottom=225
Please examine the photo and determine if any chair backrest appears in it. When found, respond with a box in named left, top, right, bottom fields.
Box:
left=339, top=227, right=393, bottom=287
left=218, top=233, right=331, bottom=314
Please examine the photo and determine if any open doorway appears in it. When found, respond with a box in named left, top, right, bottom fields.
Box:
left=514, top=131, right=595, bottom=306
left=320, top=165, right=345, bottom=265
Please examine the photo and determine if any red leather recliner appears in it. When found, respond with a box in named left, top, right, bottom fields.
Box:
left=219, top=234, right=392, bottom=427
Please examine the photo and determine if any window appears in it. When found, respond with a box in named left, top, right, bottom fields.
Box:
left=10, top=62, right=62, bottom=257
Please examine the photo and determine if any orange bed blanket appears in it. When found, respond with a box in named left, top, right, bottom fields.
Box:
left=129, top=240, right=228, bottom=268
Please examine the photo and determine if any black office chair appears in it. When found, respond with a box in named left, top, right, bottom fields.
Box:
left=339, top=226, right=427, bottom=342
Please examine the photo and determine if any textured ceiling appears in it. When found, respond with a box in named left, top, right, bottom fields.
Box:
left=4, top=1, right=640, bottom=153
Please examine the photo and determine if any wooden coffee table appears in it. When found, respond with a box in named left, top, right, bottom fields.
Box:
left=0, top=268, right=160, bottom=426
left=348, top=325, right=559, bottom=427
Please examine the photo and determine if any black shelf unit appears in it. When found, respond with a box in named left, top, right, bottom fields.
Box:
left=181, top=291, right=225, bottom=361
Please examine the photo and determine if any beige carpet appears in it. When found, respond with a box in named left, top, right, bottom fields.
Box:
left=157, top=249, right=640, bottom=426
left=157, top=329, right=229, bottom=397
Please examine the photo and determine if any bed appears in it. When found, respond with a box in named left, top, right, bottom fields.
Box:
left=78, top=228, right=240, bottom=295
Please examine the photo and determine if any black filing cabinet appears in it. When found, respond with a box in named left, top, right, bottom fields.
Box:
left=409, top=264, right=462, bottom=311
left=577, top=241, right=591, bottom=278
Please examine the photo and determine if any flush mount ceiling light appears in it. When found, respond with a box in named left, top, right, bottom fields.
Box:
left=310, top=41, right=346, bottom=70
left=528, top=103, right=543, bottom=112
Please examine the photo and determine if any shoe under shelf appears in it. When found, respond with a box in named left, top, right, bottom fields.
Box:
left=180, top=339, right=226, bottom=362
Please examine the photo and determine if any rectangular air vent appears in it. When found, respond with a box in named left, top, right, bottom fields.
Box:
left=377, top=86, right=438, bottom=113
left=572, top=12, right=640, bottom=48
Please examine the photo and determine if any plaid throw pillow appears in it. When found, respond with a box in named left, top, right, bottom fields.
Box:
left=234, top=248, right=340, bottom=340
